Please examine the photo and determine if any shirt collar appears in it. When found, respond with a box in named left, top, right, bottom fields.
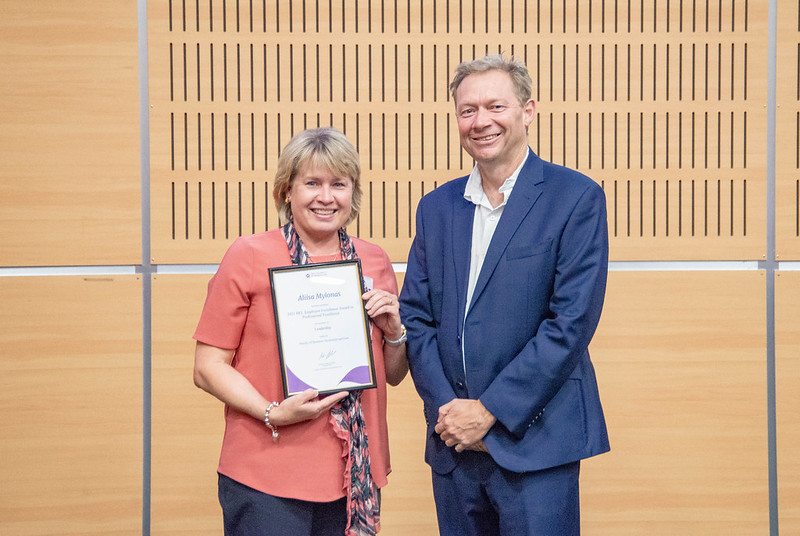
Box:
left=463, top=150, right=529, bottom=209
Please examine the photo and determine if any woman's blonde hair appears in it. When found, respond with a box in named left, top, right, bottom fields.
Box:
left=272, top=127, right=362, bottom=226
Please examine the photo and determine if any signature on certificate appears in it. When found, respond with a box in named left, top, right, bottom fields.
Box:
left=319, top=348, right=336, bottom=368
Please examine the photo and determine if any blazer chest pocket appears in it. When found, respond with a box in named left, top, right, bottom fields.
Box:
left=506, top=238, right=553, bottom=260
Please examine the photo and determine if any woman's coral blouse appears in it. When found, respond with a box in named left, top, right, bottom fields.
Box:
left=193, top=229, right=396, bottom=501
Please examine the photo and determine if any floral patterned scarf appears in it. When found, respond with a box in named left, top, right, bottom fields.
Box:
left=282, top=220, right=380, bottom=536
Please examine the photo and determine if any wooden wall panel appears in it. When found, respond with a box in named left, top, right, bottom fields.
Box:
left=0, top=1, right=788, bottom=534
left=0, top=276, right=142, bottom=535
left=380, top=379, right=438, bottom=536
left=0, top=1, right=141, bottom=267
left=776, top=271, right=800, bottom=534
left=149, top=269, right=774, bottom=535
left=150, top=272, right=438, bottom=535
left=776, top=1, right=800, bottom=260
left=581, top=271, right=768, bottom=534
left=151, top=274, right=223, bottom=535
left=148, top=0, right=769, bottom=264
left=377, top=272, right=439, bottom=535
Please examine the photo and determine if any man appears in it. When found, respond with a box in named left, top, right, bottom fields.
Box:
left=399, top=54, right=610, bottom=535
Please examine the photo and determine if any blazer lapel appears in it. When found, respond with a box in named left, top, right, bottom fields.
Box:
left=468, top=151, right=545, bottom=312
left=452, top=189, right=475, bottom=335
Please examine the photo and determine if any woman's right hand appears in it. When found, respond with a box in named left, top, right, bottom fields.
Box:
left=193, top=342, right=349, bottom=427
left=269, top=388, right=350, bottom=427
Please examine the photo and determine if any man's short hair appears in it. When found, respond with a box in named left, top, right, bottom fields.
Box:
left=449, top=54, right=533, bottom=106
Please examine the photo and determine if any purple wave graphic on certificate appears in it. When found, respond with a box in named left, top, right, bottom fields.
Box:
left=285, top=364, right=373, bottom=394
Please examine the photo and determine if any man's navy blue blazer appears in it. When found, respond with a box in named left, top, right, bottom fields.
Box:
left=399, top=149, right=610, bottom=475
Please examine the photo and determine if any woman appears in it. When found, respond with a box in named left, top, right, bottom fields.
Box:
left=193, top=127, right=408, bottom=536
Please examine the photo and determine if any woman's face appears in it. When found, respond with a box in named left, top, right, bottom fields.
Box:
left=286, top=162, right=354, bottom=246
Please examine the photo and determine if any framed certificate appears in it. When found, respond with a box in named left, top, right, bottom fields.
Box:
left=269, top=260, right=376, bottom=397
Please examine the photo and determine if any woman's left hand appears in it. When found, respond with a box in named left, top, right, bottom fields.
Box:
left=362, top=288, right=408, bottom=386
left=362, top=289, right=403, bottom=341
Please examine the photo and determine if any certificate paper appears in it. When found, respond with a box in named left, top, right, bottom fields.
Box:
left=269, top=260, right=376, bottom=397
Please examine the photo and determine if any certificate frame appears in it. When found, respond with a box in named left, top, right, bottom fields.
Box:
left=268, top=259, right=376, bottom=397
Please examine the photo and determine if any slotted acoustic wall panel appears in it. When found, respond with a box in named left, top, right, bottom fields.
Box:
left=148, top=0, right=769, bottom=264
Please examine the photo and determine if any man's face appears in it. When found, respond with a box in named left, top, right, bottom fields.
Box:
left=454, top=70, right=535, bottom=170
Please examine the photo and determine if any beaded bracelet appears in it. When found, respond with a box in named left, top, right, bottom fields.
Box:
left=264, top=401, right=280, bottom=442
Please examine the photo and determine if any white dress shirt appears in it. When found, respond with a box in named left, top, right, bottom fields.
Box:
left=461, top=153, right=529, bottom=381
left=462, top=154, right=528, bottom=312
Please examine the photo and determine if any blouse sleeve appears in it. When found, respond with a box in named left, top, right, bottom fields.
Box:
left=360, top=241, right=398, bottom=297
left=193, top=237, right=255, bottom=350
